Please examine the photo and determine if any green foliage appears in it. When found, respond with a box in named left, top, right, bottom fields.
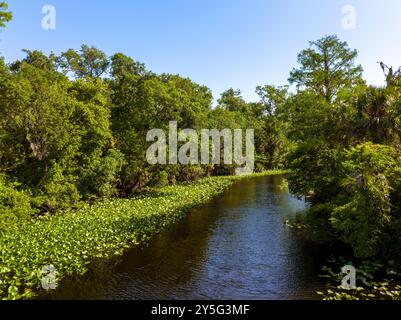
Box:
left=330, top=143, right=401, bottom=258
left=289, top=35, right=363, bottom=102
left=217, top=89, right=249, bottom=113
left=110, top=53, right=147, bottom=78
left=287, top=141, right=344, bottom=202
left=39, top=163, right=81, bottom=210
left=0, top=1, right=11, bottom=29
left=284, top=36, right=401, bottom=294
left=287, top=142, right=401, bottom=259
left=0, top=51, right=122, bottom=210
left=58, top=45, right=109, bottom=78
left=351, top=86, right=401, bottom=144
left=10, top=50, right=57, bottom=72
left=0, top=175, right=35, bottom=232
left=0, top=174, right=259, bottom=300
left=317, top=258, right=401, bottom=300
left=255, top=85, right=290, bottom=169
left=79, top=149, right=125, bottom=199
left=109, top=67, right=222, bottom=192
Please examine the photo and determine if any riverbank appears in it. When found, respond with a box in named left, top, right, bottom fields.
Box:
left=48, top=172, right=323, bottom=300
left=0, top=171, right=284, bottom=300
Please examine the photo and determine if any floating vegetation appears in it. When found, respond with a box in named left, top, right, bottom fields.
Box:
left=0, top=172, right=278, bottom=300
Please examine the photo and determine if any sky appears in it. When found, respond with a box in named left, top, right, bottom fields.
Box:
left=2, top=0, right=401, bottom=102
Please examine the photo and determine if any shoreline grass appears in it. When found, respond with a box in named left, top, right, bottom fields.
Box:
left=0, top=170, right=281, bottom=300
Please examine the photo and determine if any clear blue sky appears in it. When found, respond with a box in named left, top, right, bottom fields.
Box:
left=2, top=0, right=401, bottom=102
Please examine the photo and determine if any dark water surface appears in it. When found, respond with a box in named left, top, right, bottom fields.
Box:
left=52, top=175, right=326, bottom=300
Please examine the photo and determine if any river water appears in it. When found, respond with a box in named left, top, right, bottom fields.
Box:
left=52, top=175, right=326, bottom=300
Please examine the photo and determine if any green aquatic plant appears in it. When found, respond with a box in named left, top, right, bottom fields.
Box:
left=0, top=172, right=277, bottom=300
left=317, top=258, right=401, bottom=300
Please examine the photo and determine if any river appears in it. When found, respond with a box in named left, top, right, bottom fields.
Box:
left=51, top=174, right=326, bottom=300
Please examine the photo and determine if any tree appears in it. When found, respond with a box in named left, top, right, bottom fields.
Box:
left=58, top=45, right=109, bottom=78
left=351, top=86, right=398, bottom=144
left=110, top=53, right=147, bottom=79
left=0, top=51, right=123, bottom=209
left=217, top=89, right=248, bottom=113
left=330, top=143, right=400, bottom=258
left=289, top=35, right=363, bottom=102
left=0, top=1, right=12, bottom=29
left=10, top=50, right=57, bottom=72
left=255, top=85, right=290, bottom=169
left=256, top=85, right=288, bottom=116
left=110, top=66, right=214, bottom=191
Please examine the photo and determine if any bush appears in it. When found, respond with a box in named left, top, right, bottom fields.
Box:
left=0, top=175, right=35, bottom=232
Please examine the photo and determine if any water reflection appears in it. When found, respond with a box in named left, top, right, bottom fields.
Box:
left=51, top=175, right=325, bottom=300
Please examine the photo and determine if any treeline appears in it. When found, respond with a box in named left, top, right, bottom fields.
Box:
left=0, top=43, right=284, bottom=230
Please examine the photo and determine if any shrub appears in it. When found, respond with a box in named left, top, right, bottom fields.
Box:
left=0, top=175, right=35, bottom=232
